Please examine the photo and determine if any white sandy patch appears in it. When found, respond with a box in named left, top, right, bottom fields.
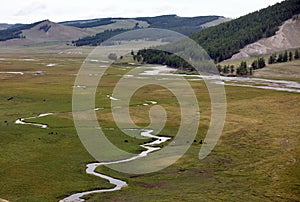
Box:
left=94, top=108, right=104, bottom=111
left=0, top=71, right=24, bottom=75
left=145, top=101, right=158, bottom=105
left=124, top=75, right=134, bottom=78
left=73, top=85, right=87, bottom=89
left=140, top=65, right=175, bottom=76
left=46, top=64, right=57, bottom=67
left=107, top=95, right=119, bottom=101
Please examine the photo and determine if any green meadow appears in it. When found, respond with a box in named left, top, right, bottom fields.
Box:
left=0, top=50, right=299, bottom=201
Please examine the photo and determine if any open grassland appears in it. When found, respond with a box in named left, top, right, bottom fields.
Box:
left=254, top=60, right=300, bottom=81
left=221, top=56, right=300, bottom=82
left=0, top=52, right=299, bottom=201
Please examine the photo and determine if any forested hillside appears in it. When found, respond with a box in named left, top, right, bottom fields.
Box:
left=191, top=0, right=300, bottom=62
left=136, top=15, right=220, bottom=35
left=72, top=28, right=127, bottom=46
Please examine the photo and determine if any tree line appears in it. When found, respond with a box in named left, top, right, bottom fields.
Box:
left=268, top=50, right=300, bottom=64
left=72, top=28, right=128, bottom=46
left=136, top=15, right=220, bottom=35
left=65, top=18, right=114, bottom=28
left=133, top=49, right=194, bottom=71
left=218, top=50, right=300, bottom=76
left=217, top=57, right=266, bottom=76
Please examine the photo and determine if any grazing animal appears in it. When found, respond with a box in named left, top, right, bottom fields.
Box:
left=7, top=97, right=14, bottom=101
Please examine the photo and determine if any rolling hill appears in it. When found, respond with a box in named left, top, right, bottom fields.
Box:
left=0, top=15, right=228, bottom=46
left=62, top=15, right=229, bottom=35
left=22, top=20, right=91, bottom=42
left=70, top=15, right=229, bottom=46
left=0, top=20, right=91, bottom=46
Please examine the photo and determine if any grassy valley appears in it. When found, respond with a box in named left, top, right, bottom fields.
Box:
left=0, top=1, right=299, bottom=201
left=0, top=46, right=299, bottom=201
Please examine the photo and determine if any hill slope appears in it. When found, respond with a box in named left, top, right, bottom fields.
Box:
left=231, top=14, right=300, bottom=60
left=191, top=0, right=300, bottom=62
left=22, top=20, right=90, bottom=42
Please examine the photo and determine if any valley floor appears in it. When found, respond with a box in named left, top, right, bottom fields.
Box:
left=0, top=48, right=299, bottom=201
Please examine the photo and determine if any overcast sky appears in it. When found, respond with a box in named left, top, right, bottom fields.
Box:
left=1, top=0, right=283, bottom=24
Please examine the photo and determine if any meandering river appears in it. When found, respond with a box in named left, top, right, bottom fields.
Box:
left=14, top=113, right=170, bottom=202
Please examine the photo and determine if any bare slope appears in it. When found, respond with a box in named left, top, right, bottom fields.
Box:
left=231, top=15, right=300, bottom=60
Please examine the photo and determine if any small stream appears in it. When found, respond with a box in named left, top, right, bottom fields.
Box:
left=14, top=114, right=170, bottom=202
left=15, top=113, right=53, bottom=128
left=61, top=130, right=170, bottom=202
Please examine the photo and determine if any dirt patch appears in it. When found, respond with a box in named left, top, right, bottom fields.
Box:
left=188, top=168, right=214, bottom=179
left=138, top=182, right=164, bottom=189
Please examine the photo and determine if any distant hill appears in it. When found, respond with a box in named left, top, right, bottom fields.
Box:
left=0, top=15, right=227, bottom=46
left=0, top=21, right=43, bottom=42
left=0, top=20, right=91, bottom=45
left=191, top=0, right=300, bottom=62
left=21, top=20, right=90, bottom=42
left=70, top=15, right=227, bottom=46
left=60, top=18, right=115, bottom=28
left=135, top=15, right=226, bottom=35
left=61, top=18, right=150, bottom=34
left=63, top=15, right=227, bottom=35
left=0, top=23, right=12, bottom=30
